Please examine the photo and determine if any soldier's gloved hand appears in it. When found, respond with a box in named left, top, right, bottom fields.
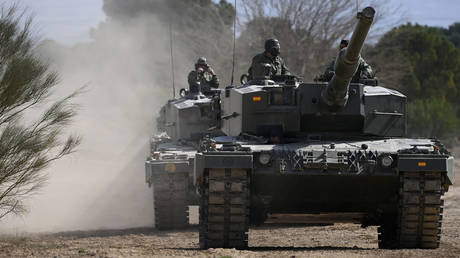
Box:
left=325, top=71, right=335, bottom=81
left=207, top=67, right=215, bottom=75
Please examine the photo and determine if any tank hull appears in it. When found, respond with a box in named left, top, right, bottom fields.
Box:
left=252, top=174, right=399, bottom=214
left=196, top=137, right=454, bottom=249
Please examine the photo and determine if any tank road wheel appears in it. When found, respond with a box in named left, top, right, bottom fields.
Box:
left=378, top=171, right=444, bottom=249
left=153, top=172, right=189, bottom=230
left=199, top=168, right=250, bottom=249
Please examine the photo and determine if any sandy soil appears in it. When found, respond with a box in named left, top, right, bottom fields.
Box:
left=1, top=164, right=459, bottom=257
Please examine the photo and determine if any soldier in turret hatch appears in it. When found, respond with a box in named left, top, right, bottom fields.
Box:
left=188, top=57, right=219, bottom=95
left=318, top=39, right=374, bottom=82
left=248, top=38, right=291, bottom=80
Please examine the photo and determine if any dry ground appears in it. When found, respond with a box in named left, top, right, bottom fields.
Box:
left=1, top=164, right=459, bottom=257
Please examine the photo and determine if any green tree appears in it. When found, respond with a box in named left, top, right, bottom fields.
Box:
left=442, top=22, right=460, bottom=49
left=0, top=7, right=80, bottom=218
left=367, top=24, right=460, bottom=102
left=407, top=98, right=459, bottom=138
left=366, top=23, right=460, bottom=138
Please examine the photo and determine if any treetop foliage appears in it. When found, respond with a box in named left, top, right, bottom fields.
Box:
left=442, top=22, right=460, bottom=49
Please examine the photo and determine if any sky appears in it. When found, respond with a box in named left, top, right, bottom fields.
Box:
left=7, top=0, right=460, bottom=45
left=393, top=0, right=460, bottom=27
left=12, top=0, right=105, bottom=44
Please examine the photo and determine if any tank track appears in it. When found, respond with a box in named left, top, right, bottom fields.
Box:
left=378, top=171, right=444, bottom=249
left=199, top=168, right=249, bottom=249
left=153, top=173, right=189, bottom=230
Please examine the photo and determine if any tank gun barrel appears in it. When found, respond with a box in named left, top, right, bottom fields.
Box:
left=321, top=6, right=375, bottom=108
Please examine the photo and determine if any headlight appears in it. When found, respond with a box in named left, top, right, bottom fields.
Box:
left=381, top=155, right=394, bottom=168
left=258, top=153, right=271, bottom=165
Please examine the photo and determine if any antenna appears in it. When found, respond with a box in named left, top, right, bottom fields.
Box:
left=230, top=0, right=237, bottom=86
left=169, top=13, right=176, bottom=98
left=355, top=0, right=359, bottom=14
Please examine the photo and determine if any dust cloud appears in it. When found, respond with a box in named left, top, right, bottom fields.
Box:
left=0, top=3, right=193, bottom=233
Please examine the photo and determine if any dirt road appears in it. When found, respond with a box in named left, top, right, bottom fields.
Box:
left=1, top=161, right=459, bottom=257
left=1, top=183, right=459, bottom=258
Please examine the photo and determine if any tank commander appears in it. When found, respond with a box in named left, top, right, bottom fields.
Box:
left=248, top=38, right=290, bottom=80
left=318, top=39, right=374, bottom=82
left=188, top=57, right=219, bottom=95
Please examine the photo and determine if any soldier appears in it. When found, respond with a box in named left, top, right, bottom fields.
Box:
left=318, top=39, right=374, bottom=82
left=188, top=57, right=219, bottom=95
left=248, top=38, right=290, bottom=80
left=352, top=56, right=374, bottom=83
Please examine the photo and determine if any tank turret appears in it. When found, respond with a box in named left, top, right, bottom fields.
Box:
left=221, top=6, right=406, bottom=138
left=156, top=90, right=221, bottom=141
left=321, top=7, right=375, bottom=108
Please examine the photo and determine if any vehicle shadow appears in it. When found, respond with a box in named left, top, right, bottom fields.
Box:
left=247, top=246, right=373, bottom=251
left=171, top=245, right=374, bottom=251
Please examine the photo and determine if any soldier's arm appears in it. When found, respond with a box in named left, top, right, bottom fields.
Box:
left=247, top=66, right=253, bottom=80
left=281, top=58, right=291, bottom=75
left=188, top=71, right=198, bottom=86
left=248, top=55, right=259, bottom=79
left=209, top=74, right=220, bottom=89
left=323, top=60, right=336, bottom=81
left=359, top=57, right=374, bottom=78
left=250, top=55, right=270, bottom=78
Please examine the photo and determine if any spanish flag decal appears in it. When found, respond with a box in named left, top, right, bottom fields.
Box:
left=418, top=162, right=426, bottom=167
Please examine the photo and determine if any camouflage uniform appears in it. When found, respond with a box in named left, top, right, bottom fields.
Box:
left=321, top=56, right=374, bottom=82
left=248, top=52, right=290, bottom=80
left=187, top=70, right=219, bottom=95
left=352, top=57, right=374, bottom=82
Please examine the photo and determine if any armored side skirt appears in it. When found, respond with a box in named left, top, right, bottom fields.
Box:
left=145, top=159, right=191, bottom=186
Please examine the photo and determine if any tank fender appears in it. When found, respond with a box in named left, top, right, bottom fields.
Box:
left=145, top=160, right=190, bottom=187
left=397, top=154, right=455, bottom=186
left=194, top=152, right=253, bottom=186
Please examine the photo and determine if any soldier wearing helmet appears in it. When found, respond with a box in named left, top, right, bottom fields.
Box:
left=318, top=39, right=374, bottom=82
left=248, top=38, right=290, bottom=80
left=188, top=57, right=219, bottom=95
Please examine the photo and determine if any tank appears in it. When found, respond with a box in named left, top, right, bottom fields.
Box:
left=195, top=6, right=455, bottom=249
left=145, top=88, right=221, bottom=230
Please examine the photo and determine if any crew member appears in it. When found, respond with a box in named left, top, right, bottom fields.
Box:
left=319, top=39, right=374, bottom=82
left=248, top=38, right=290, bottom=80
left=188, top=57, right=219, bottom=95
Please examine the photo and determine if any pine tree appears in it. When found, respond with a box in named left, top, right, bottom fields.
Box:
left=0, top=6, right=80, bottom=218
